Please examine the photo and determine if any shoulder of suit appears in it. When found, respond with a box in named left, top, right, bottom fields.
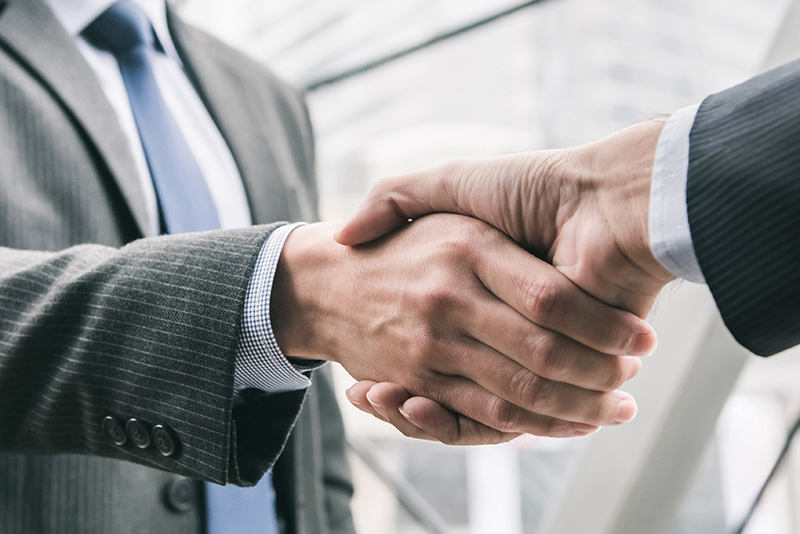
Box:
left=168, top=10, right=307, bottom=108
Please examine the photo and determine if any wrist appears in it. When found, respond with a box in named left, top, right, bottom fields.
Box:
left=579, top=119, right=675, bottom=313
left=270, top=223, right=342, bottom=361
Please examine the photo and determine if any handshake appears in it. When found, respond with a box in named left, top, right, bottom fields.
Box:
left=272, top=119, right=674, bottom=445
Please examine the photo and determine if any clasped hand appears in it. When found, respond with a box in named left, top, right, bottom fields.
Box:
left=272, top=211, right=656, bottom=444
left=333, top=119, right=674, bottom=444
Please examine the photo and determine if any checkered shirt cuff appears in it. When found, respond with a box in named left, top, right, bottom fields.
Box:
left=234, top=222, right=325, bottom=396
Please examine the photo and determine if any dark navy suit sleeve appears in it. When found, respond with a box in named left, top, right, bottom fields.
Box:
left=687, top=59, right=800, bottom=356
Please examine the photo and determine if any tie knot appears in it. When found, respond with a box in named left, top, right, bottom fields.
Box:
left=83, top=2, right=154, bottom=55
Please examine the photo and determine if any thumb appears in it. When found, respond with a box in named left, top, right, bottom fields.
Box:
left=333, top=192, right=411, bottom=246
left=334, top=173, right=446, bottom=246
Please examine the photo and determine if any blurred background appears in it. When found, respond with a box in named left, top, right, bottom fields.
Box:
left=176, top=1, right=800, bottom=532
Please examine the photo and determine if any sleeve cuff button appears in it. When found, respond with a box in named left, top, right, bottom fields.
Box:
left=102, top=415, right=127, bottom=446
left=152, top=425, right=178, bottom=457
left=126, top=418, right=152, bottom=449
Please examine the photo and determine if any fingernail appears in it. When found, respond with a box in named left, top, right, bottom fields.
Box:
left=626, top=332, right=657, bottom=356
left=345, top=386, right=364, bottom=409
left=398, top=405, right=414, bottom=423
left=615, top=397, right=638, bottom=424
left=366, top=391, right=390, bottom=422
left=365, top=390, right=383, bottom=410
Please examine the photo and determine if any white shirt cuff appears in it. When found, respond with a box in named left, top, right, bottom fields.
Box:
left=233, top=222, right=325, bottom=398
left=649, top=103, right=707, bottom=284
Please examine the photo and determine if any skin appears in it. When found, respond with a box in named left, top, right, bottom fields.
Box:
left=334, top=118, right=675, bottom=444
left=272, top=214, right=655, bottom=441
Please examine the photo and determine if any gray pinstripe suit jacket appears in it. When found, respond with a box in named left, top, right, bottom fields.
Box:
left=0, top=0, right=354, bottom=532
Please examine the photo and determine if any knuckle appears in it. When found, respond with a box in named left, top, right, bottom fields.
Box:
left=598, top=319, right=621, bottom=351
left=547, top=419, right=575, bottom=438
left=585, top=397, right=610, bottom=426
left=439, top=230, right=475, bottom=262
left=525, top=333, right=560, bottom=374
left=375, top=175, right=404, bottom=197
left=520, top=277, right=560, bottom=323
left=439, top=158, right=468, bottom=182
left=527, top=413, right=565, bottom=438
left=371, top=176, right=392, bottom=196
left=441, top=426, right=462, bottom=446
left=541, top=342, right=573, bottom=380
left=525, top=375, right=556, bottom=414
left=507, top=367, right=540, bottom=405
left=437, top=217, right=494, bottom=262
left=487, top=396, right=521, bottom=433
left=602, top=357, right=628, bottom=391
left=418, top=283, right=459, bottom=315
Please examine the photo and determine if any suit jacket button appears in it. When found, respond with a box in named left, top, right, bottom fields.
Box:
left=102, top=416, right=127, bottom=446
left=164, top=478, right=196, bottom=513
left=152, top=425, right=178, bottom=457
left=126, top=418, right=151, bottom=449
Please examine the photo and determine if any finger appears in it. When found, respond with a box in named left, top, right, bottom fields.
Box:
left=334, top=194, right=411, bottom=246
left=335, top=171, right=452, bottom=246
left=440, top=339, right=638, bottom=426
left=345, top=381, right=389, bottom=423
left=473, top=235, right=657, bottom=356
left=349, top=380, right=521, bottom=445
left=363, top=382, right=519, bottom=445
left=399, top=396, right=520, bottom=446
left=423, top=374, right=602, bottom=438
left=465, top=293, right=642, bottom=392
left=364, top=383, right=437, bottom=441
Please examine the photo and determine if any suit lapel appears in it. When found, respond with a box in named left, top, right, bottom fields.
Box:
left=168, top=13, right=311, bottom=226
left=0, top=0, right=150, bottom=237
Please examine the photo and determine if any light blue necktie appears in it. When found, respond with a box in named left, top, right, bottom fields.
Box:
left=84, top=3, right=279, bottom=533
left=83, top=0, right=218, bottom=234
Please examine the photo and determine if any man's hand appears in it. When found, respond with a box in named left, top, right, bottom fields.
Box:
left=272, top=214, right=653, bottom=440
left=346, top=380, right=521, bottom=445
left=334, top=119, right=674, bottom=317
left=334, top=119, right=674, bottom=443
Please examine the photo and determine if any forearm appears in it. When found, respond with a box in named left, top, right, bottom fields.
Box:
left=686, top=59, right=800, bottom=355
left=0, top=224, right=301, bottom=484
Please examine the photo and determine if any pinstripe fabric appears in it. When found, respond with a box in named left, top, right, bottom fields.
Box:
left=687, top=58, right=800, bottom=356
left=0, top=227, right=287, bottom=480
left=0, top=0, right=354, bottom=532
left=0, top=454, right=203, bottom=534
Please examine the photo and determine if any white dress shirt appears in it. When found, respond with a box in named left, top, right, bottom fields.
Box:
left=649, top=104, right=707, bottom=284
left=45, top=0, right=252, bottom=237
left=45, top=0, right=314, bottom=394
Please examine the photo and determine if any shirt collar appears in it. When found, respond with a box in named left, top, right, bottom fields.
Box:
left=45, top=0, right=182, bottom=63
